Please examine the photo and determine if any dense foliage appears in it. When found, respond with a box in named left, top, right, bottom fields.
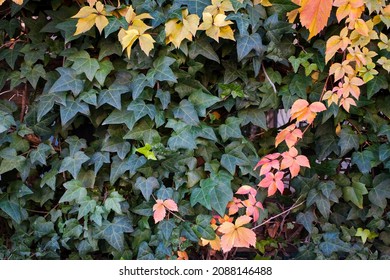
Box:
left=0, top=0, right=390, bottom=260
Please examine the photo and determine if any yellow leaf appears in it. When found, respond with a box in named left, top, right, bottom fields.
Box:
left=139, top=34, right=155, bottom=56
left=354, top=19, right=369, bottom=36
left=325, top=27, right=350, bottom=63
left=74, top=14, right=97, bottom=36
left=87, top=0, right=97, bottom=7
left=253, top=0, right=272, bottom=7
left=72, top=6, right=97, bottom=19
left=199, top=13, right=235, bottom=42
left=95, top=15, right=109, bottom=34
left=165, top=9, right=199, bottom=48
left=287, top=0, right=302, bottom=23
left=118, top=28, right=139, bottom=57
left=204, top=0, right=234, bottom=15
left=299, top=0, right=333, bottom=39
left=12, top=0, right=23, bottom=4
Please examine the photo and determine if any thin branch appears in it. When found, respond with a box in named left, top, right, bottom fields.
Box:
left=262, top=63, right=277, bottom=94
left=252, top=199, right=305, bottom=231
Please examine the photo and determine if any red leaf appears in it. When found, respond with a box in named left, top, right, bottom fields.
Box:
left=152, top=200, right=166, bottom=223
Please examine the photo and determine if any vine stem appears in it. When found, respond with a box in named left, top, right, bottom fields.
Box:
left=251, top=199, right=305, bottom=231
left=262, top=63, right=277, bottom=94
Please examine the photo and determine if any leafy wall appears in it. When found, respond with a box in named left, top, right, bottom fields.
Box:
left=0, top=0, right=390, bottom=260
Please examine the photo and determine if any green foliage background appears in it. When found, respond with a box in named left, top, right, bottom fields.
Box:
left=0, top=0, right=390, bottom=259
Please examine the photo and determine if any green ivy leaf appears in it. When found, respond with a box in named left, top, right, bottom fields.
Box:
left=338, top=127, right=359, bottom=156
left=189, top=90, right=220, bottom=117
left=221, top=154, right=246, bottom=175
left=236, top=33, right=264, bottom=62
left=238, top=108, right=267, bottom=130
left=110, top=155, right=147, bottom=185
left=379, top=144, right=390, bottom=161
left=319, top=232, right=352, bottom=257
left=190, top=178, right=215, bottom=210
left=96, top=218, right=133, bottom=251
left=49, top=67, right=84, bottom=96
left=95, top=60, right=114, bottom=86
left=268, top=0, right=300, bottom=15
left=21, top=63, right=46, bottom=89
left=366, top=75, right=388, bottom=99
left=343, top=181, right=368, bottom=209
left=149, top=56, right=177, bottom=83
left=173, top=100, right=200, bottom=126
left=89, top=152, right=110, bottom=175
left=0, top=155, right=25, bottom=175
left=58, top=151, right=90, bottom=178
left=102, top=138, right=130, bottom=160
left=175, top=0, right=210, bottom=16
left=209, top=183, right=233, bottom=217
left=158, top=219, right=175, bottom=241
left=189, top=37, right=220, bottom=63
left=0, top=197, right=27, bottom=224
left=219, top=117, right=242, bottom=142
left=127, top=100, right=157, bottom=122
left=103, top=109, right=136, bottom=130
left=68, top=50, right=100, bottom=81
left=60, top=99, right=90, bottom=126
left=77, top=196, right=97, bottom=220
left=351, top=150, right=375, bottom=174
left=98, top=84, right=129, bottom=110
left=368, top=174, right=390, bottom=208
left=130, top=73, right=154, bottom=100
left=65, top=136, right=87, bottom=157
left=134, top=176, right=160, bottom=201
left=124, top=119, right=161, bottom=145
left=296, top=211, right=315, bottom=234
left=136, top=144, right=157, bottom=160
left=104, top=191, right=125, bottom=214
left=59, top=180, right=87, bottom=204
left=137, top=241, right=155, bottom=260
left=30, top=143, right=51, bottom=165
left=168, top=126, right=198, bottom=150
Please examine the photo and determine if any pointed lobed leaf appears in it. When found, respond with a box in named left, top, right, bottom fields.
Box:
left=299, top=0, right=333, bottom=39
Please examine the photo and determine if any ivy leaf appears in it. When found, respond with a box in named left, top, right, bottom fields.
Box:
left=65, top=136, right=87, bottom=157
left=134, top=176, right=160, bottom=201
left=0, top=197, right=27, bottom=224
left=319, top=232, right=352, bottom=257
left=221, top=154, right=246, bottom=175
left=167, top=126, right=198, bottom=150
left=110, top=155, right=147, bottom=185
left=60, top=99, right=90, bottom=126
left=130, top=73, right=154, bottom=100
left=368, top=174, right=390, bottom=209
left=77, top=197, right=97, bottom=220
left=96, top=218, right=133, bottom=251
left=189, top=90, right=220, bottom=117
left=124, top=119, right=161, bottom=145
left=343, top=181, right=368, bottom=209
left=102, top=138, right=130, bottom=160
left=59, top=151, right=90, bottom=178
left=366, top=75, right=388, bottom=99
left=209, top=183, right=233, bottom=216
left=30, top=143, right=51, bottom=165
left=21, top=63, right=46, bottom=89
left=137, top=242, right=155, bottom=260
left=98, top=84, right=129, bottom=110
left=296, top=211, right=315, bottom=234
left=49, top=67, right=84, bottom=96
left=379, top=144, right=390, bottom=162
left=238, top=108, right=267, bottom=130
left=95, top=60, right=114, bottom=86
left=68, top=50, right=100, bottom=81
left=103, top=109, right=136, bottom=130
left=127, top=100, right=156, bottom=122
left=315, top=194, right=331, bottom=219
left=158, top=219, right=176, bottom=241
left=236, top=33, right=264, bottom=62
left=190, top=178, right=215, bottom=210
left=338, top=127, right=359, bottom=156
left=136, top=144, right=157, bottom=160
left=0, top=155, right=25, bottom=175
left=89, top=152, right=110, bottom=175
left=268, top=0, right=300, bottom=15
left=173, top=100, right=200, bottom=126
left=189, top=37, right=220, bottom=63
left=156, top=89, right=171, bottom=110
left=175, top=0, right=210, bottom=17
left=149, top=56, right=177, bottom=83
left=351, top=150, right=375, bottom=174
left=316, top=134, right=340, bottom=160
left=104, top=191, right=125, bottom=214
left=59, top=180, right=87, bottom=204
left=219, top=117, right=242, bottom=142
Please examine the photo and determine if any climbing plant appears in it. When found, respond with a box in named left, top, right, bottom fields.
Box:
left=0, top=0, right=389, bottom=260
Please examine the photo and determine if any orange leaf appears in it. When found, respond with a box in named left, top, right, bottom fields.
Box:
left=152, top=199, right=166, bottom=223
left=275, top=124, right=303, bottom=148
left=219, top=216, right=256, bottom=252
left=236, top=185, right=257, bottom=196
left=309, top=102, right=327, bottom=112
left=200, top=235, right=221, bottom=251
left=177, top=251, right=189, bottom=260
left=258, top=171, right=285, bottom=196
left=299, top=0, right=333, bottom=39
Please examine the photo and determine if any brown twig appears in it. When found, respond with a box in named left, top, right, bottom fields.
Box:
left=20, top=83, right=28, bottom=122
left=252, top=199, right=305, bottom=231
left=262, top=63, right=277, bottom=94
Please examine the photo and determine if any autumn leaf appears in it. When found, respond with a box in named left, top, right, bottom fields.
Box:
left=258, top=171, right=285, bottom=196
left=236, top=185, right=257, bottom=196
left=219, top=215, right=256, bottom=253
left=200, top=235, right=221, bottom=251
left=334, top=0, right=365, bottom=27
left=152, top=199, right=178, bottom=223
left=325, top=27, right=350, bottom=63
left=338, top=75, right=365, bottom=99
left=1, top=0, right=23, bottom=5
left=72, top=1, right=110, bottom=35
left=198, top=13, right=235, bottom=42
left=204, top=0, right=235, bottom=15
left=299, top=0, right=333, bottom=39
left=253, top=0, right=272, bottom=7
left=165, top=9, right=200, bottom=48
left=290, top=99, right=327, bottom=124
left=275, top=124, right=303, bottom=148
left=329, top=60, right=355, bottom=81
left=118, top=8, right=155, bottom=57
left=227, top=197, right=244, bottom=215
left=254, top=152, right=281, bottom=176
left=287, top=0, right=302, bottom=23
left=242, top=195, right=263, bottom=222
left=177, top=251, right=189, bottom=260
left=280, top=147, right=310, bottom=178
left=322, top=89, right=340, bottom=107
left=339, top=96, right=357, bottom=112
